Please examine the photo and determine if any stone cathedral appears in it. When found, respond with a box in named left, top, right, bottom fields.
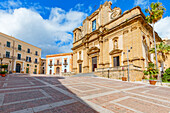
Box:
left=71, top=1, right=162, bottom=80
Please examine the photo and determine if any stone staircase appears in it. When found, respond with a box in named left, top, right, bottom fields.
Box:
left=72, top=73, right=98, bottom=77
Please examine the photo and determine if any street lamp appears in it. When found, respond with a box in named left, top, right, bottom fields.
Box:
left=123, top=46, right=132, bottom=82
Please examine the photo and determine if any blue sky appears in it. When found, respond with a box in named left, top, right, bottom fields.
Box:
left=0, top=0, right=169, bottom=58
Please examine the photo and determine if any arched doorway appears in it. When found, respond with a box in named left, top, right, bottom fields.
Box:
left=16, top=63, right=21, bottom=73
left=56, top=67, right=60, bottom=74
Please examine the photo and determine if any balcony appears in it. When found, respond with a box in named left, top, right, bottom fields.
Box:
left=3, top=54, right=12, bottom=59
left=54, top=62, right=62, bottom=66
left=48, top=63, right=53, bottom=66
left=26, top=60, right=32, bottom=63
left=34, top=61, right=39, bottom=64
left=4, top=44, right=12, bottom=48
left=63, top=62, right=68, bottom=65
left=17, top=58, right=25, bottom=61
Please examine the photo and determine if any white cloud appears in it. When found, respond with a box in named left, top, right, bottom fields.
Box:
left=0, top=7, right=87, bottom=57
left=155, top=16, right=170, bottom=39
left=0, top=0, right=22, bottom=9
left=134, top=0, right=149, bottom=9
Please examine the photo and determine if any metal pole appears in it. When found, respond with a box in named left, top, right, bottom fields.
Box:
left=127, top=47, right=130, bottom=82
left=108, top=69, right=109, bottom=78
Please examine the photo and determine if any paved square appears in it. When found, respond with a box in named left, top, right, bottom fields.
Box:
left=0, top=74, right=170, bottom=113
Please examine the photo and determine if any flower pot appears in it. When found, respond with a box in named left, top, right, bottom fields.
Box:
left=1, top=74, right=6, bottom=77
left=149, top=80, right=157, bottom=85
left=122, top=77, right=127, bottom=81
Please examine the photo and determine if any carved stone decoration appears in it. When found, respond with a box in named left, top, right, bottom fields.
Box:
left=109, top=49, right=123, bottom=55
left=111, top=7, right=122, bottom=19
left=87, top=46, right=100, bottom=55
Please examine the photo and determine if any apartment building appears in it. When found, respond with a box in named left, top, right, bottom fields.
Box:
left=0, top=32, right=41, bottom=74
left=40, top=58, right=46, bottom=74
left=46, top=53, right=73, bottom=75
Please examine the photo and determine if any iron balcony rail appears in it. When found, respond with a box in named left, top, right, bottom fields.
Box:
left=3, top=54, right=13, bottom=59
left=54, top=63, right=62, bottom=66
left=34, top=62, right=39, bottom=64
left=49, top=63, right=53, bottom=66
left=63, top=62, right=68, bottom=65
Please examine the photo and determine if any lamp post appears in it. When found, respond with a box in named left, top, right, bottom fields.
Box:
left=123, top=47, right=132, bottom=82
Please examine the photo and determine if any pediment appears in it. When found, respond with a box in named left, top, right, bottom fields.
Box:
left=77, top=59, right=83, bottom=63
left=87, top=46, right=100, bottom=55
left=109, top=49, right=122, bottom=55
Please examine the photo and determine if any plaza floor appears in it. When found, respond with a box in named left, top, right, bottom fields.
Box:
left=0, top=74, right=170, bottom=113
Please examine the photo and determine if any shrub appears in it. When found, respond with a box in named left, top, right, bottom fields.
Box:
left=2, top=65, right=8, bottom=69
left=0, top=71, right=7, bottom=74
left=162, top=68, right=170, bottom=82
left=143, top=63, right=158, bottom=80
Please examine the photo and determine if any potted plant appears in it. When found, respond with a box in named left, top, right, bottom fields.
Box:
left=122, top=67, right=127, bottom=81
left=0, top=71, right=7, bottom=77
left=143, top=63, right=158, bottom=85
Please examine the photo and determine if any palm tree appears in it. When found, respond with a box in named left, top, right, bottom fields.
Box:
left=145, top=2, right=166, bottom=80
left=149, top=42, right=170, bottom=73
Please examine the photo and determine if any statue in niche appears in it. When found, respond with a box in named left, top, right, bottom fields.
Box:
left=114, top=40, right=118, bottom=49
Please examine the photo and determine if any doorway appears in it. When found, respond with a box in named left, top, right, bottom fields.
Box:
left=64, top=69, right=67, bottom=73
left=49, top=70, right=52, bottom=74
left=56, top=67, right=60, bottom=74
left=92, top=57, right=97, bottom=72
left=26, top=68, right=29, bottom=73
left=16, top=63, right=21, bottom=73
left=79, top=64, right=82, bottom=73
left=113, top=56, right=120, bottom=67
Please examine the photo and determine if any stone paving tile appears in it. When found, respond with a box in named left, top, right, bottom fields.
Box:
left=88, top=92, right=128, bottom=105
left=3, top=90, right=45, bottom=103
left=41, top=87, right=72, bottom=101
left=36, top=102, right=98, bottom=113
left=102, top=103, right=135, bottom=113
left=0, top=74, right=170, bottom=113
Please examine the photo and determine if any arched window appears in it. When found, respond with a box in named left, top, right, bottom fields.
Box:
left=75, top=33, right=76, bottom=42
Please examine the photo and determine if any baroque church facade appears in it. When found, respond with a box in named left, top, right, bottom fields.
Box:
left=71, top=1, right=162, bottom=79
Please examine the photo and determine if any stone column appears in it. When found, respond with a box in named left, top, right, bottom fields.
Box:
left=13, top=60, right=16, bottom=72
left=99, top=36, right=104, bottom=68
left=22, top=62, right=24, bottom=73
left=83, top=43, right=89, bottom=73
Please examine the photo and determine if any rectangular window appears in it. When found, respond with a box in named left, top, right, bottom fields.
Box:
left=35, top=59, right=37, bottom=63
left=57, top=60, right=59, bottom=64
left=113, top=56, right=120, bottom=67
left=27, top=48, right=30, bottom=53
left=29, top=57, right=31, bottom=62
left=17, top=54, right=21, bottom=60
left=7, top=41, right=10, bottom=47
left=35, top=51, right=38, bottom=55
left=18, top=45, right=22, bottom=51
left=92, top=19, right=96, bottom=31
left=6, top=51, right=10, bottom=58
left=26, top=56, right=28, bottom=62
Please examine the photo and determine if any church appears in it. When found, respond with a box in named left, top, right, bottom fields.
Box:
left=71, top=1, right=162, bottom=80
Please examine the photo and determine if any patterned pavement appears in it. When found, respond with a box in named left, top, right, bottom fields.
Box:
left=0, top=74, right=170, bottom=113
